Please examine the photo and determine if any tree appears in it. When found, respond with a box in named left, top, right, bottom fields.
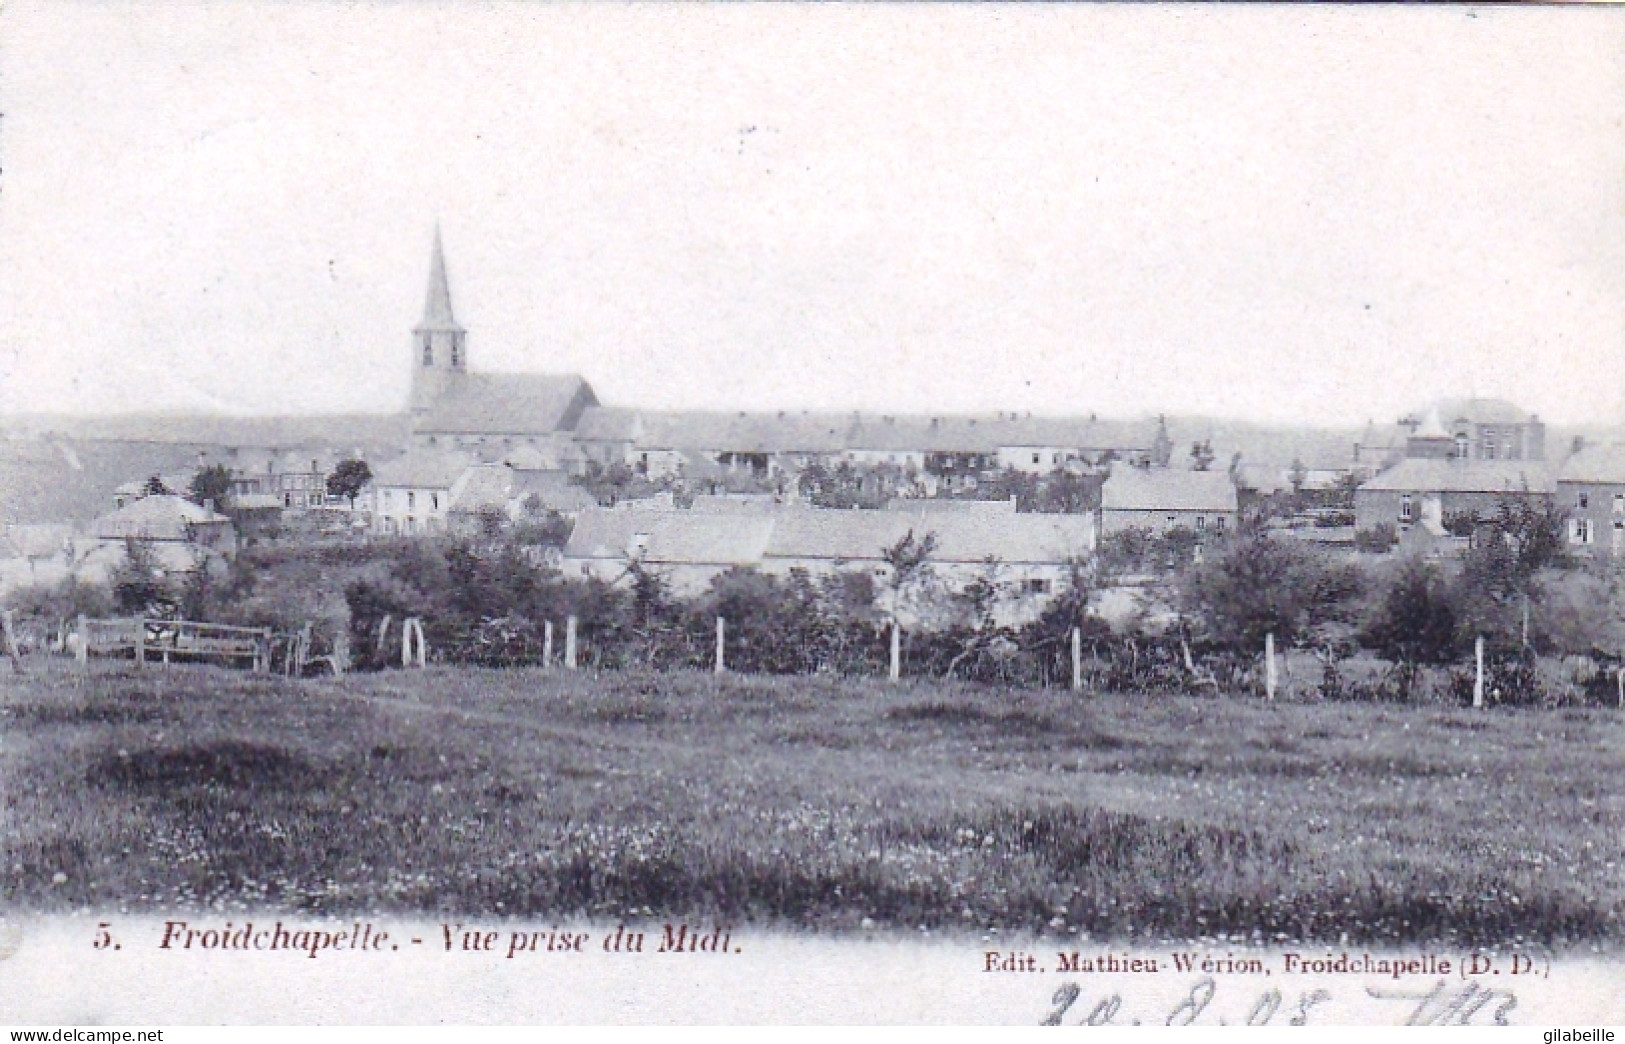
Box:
left=188, top=464, right=234, bottom=511
left=1360, top=557, right=1458, bottom=667
left=1181, top=532, right=1342, bottom=650
left=881, top=528, right=937, bottom=625
left=112, top=539, right=175, bottom=617
left=1454, top=492, right=1570, bottom=649
left=327, top=458, right=373, bottom=508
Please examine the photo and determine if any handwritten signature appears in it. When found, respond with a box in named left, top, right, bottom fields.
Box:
left=1041, top=977, right=1517, bottom=1026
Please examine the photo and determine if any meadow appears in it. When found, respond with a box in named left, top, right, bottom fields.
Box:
left=2, top=661, right=1620, bottom=949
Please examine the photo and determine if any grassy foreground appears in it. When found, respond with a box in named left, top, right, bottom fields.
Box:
left=2, top=661, right=1621, bottom=948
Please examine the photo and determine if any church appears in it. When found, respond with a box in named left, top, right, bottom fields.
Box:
left=408, top=229, right=599, bottom=466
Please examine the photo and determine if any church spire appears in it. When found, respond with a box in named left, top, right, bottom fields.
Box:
left=410, top=225, right=467, bottom=414
left=417, top=224, right=464, bottom=334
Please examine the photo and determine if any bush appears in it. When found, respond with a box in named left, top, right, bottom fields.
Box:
left=1354, top=524, right=1397, bottom=554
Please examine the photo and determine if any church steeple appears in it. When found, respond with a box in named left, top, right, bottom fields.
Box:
left=410, top=225, right=467, bottom=414
left=418, top=226, right=463, bottom=337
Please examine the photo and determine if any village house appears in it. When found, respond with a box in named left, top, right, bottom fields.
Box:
left=90, top=495, right=237, bottom=557
left=1556, top=443, right=1625, bottom=559
left=561, top=504, right=1095, bottom=627
left=366, top=450, right=472, bottom=536
left=1098, top=467, right=1238, bottom=537
left=1352, top=406, right=1554, bottom=537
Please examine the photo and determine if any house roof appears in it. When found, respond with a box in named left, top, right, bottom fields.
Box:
left=91, top=495, right=230, bottom=541
left=563, top=505, right=1094, bottom=568
left=884, top=497, right=1018, bottom=514
left=564, top=508, right=774, bottom=566
left=369, top=450, right=473, bottom=490
left=1430, top=397, right=1533, bottom=427
left=512, top=470, right=598, bottom=512
left=449, top=464, right=514, bottom=513
left=691, top=494, right=781, bottom=514
left=415, top=374, right=598, bottom=436
left=763, top=508, right=1093, bottom=564
left=1558, top=443, right=1625, bottom=485
left=1358, top=458, right=1555, bottom=494
left=574, top=406, right=644, bottom=443
left=1100, top=467, right=1238, bottom=513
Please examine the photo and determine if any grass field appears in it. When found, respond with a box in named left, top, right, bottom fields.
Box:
left=3, top=661, right=1621, bottom=949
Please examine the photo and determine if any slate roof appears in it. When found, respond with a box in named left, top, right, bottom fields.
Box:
left=1358, top=459, right=1555, bottom=494
left=415, top=374, right=598, bottom=436
left=511, top=470, right=597, bottom=512
left=414, top=226, right=463, bottom=334
left=369, top=450, right=474, bottom=490
left=1100, top=468, right=1239, bottom=513
left=575, top=406, right=644, bottom=443
left=883, top=497, right=1018, bottom=515
left=449, top=464, right=514, bottom=513
left=563, top=506, right=1094, bottom=568
left=1557, top=444, right=1625, bottom=485
left=564, top=508, right=773, bottom=566
left=1431, top=398, right=1532, bottom=426
left=92, top=495, right=230, bottom=541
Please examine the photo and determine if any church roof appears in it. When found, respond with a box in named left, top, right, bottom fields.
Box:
left=415, top=373, right=599, bottom=436
left=415, top=226, right=463, bottom=334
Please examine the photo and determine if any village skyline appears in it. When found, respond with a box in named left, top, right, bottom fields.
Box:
left=2, top=4, right=1622, bottom=428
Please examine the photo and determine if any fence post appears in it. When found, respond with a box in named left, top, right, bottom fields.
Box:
left=565, top=615, right=578, bottom=671
left=413, top=618, right=427, bottom=669
left=715, top=616, right=726, bottom=675
left=543, top=620, right=554, bottom=670
left=1, top=610, right=25, bottom=675
left=1616, top=666, right=1622, bottom=711
left=1264, top=632, right=1275, bottom=701
left=76, top=614, right=88, bottom=668
left=134, top=616, right=146, bottom=670
left=1071, top=626, right=1082, bottom=693
left=889, top=621, right=901, bottom=683
left=258, top=628, right=272, bottom=674
left=376, top=615, right=392, bottom=667
left=402, top=617, right=414, bottom=669
left=1474, top=636, right=1485, bottom=709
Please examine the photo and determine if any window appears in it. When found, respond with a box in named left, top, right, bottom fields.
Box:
left=432, top=493, right=440, bottom=511
left=1215, top=517, right=1225, bottom=533
left=1615, top=494, right=1625, bottom=514
left=1032, top=452, right=1041, bottom=465
left=407, top=491, right=416, bottom=510
left=1195, top=517, right=1206, bottom=531
left=1026, top=578, right=1051, bottom=595
left=1570, top=519, right=1594, bottom=545
left=1579, top=493, right=1590, bottom=510
left=422, top=339, right=433, bottom=367
left=1400, top=495, right=1413, bottom=522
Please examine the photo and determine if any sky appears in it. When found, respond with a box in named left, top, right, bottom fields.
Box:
left=0, top=2, right=1621, bottom=428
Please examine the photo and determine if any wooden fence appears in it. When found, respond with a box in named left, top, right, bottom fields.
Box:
left=74, top=615, right=272, bottom=672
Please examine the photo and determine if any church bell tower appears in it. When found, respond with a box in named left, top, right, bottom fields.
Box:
left=410, top=226, right=467, bottom=415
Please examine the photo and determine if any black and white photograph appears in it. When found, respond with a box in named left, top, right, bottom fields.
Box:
left=0, top=0, right=1622, bottom=1027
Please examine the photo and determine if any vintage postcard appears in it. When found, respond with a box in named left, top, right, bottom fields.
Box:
left=1, top=0, right=1623, bottom=1028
